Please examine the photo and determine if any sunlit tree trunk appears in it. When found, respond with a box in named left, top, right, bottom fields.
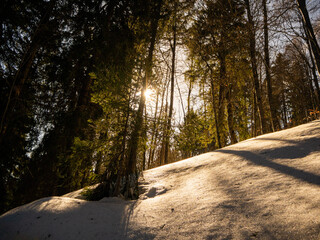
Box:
left=147, top=90, right=159, bottom=169
left=245, top=0, right=267, bottom=134
left=187, top=72, right=193, bottom=114
left=160, top=95, right=168, bottom=166
left=148, top=76, right=168, bottom=168
left=126, top=0, right=162, bottom=198
left=211, top=79, right=222, bottom=148
left=226, top=86, right=237, bottom=144
left=203, top=57, right=222, bottom=148
left=164, top=1, right=177, bottom=165
left=263, top=0, right=279, bottom=131
left=252, top=91, right=257, bottom=137
left=218, top=53, right=227, bottom=146
left=142, top=105, right=148, bottom=170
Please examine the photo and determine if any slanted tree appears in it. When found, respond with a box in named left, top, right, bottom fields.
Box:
left=296, top=0, right=320, bottom=77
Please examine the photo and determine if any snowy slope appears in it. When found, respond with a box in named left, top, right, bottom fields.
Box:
left=1, top=120, right=320, bottom=240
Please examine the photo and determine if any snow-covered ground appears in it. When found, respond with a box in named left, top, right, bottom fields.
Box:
left=1, top=120, right=320, bottom=239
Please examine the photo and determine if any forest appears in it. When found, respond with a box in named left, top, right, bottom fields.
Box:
left=1, top=0, right=319, bottom=214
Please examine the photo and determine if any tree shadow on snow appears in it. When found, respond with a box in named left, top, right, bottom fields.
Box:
left=0, top=197, right=156, bottom=240
left=253, top=136, right=320, bottom=159
left=218, top=136, right=320, bottom=186
left=205, top=171, right=319, bottom=240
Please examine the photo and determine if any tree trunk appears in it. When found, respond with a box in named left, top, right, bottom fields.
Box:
left=281, top=88, right=288, bottom=128
left=306, top=33, right=320, bottom=106
left=297, top=0, right=320, bottom=78
left=245, top=0, right=267, bottom=134
left=187, top=67, right=193, bottom=113
left=148, top=77, right=168, bottom=168
left=164, top=2, right=177, bottom=165
left=147, top=90, right=159, bottom=169
left=252, top=91, right=257, bottom=137
left=305, top=63, right=317, bottom=110
left=263, top=0, right=279, bottom=131
left=218, top=53, right=227, bottom=146
left=202, top=57, right=222, bottom=148
left=212, top=85, right=222, bottom=148
left=142, top=105, right=148, bottom=171
left=125, top=1, right=162, bottom=198
left=226, top=87, right=237, bottom=144
left=126, top=0, right=162, bottom=174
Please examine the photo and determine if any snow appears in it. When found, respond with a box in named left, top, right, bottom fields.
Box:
left=1, top=120, right=320, bottom=239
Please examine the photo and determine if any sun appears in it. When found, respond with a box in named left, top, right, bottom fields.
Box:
left=144, top=88, right=153, bottom=100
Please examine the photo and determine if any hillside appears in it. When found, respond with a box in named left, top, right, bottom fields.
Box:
left=1, top=120, right=320, bottom=240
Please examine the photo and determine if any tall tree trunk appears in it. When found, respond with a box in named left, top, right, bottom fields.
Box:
left=297, top=0, right=320, bottom=78
left=187, top=81, right=192, bottom=113
left=160, top=99, right=168, bottom=166
left=125, top=0, right=162, bottom=198
left=126, top=0, right=162, bottom=175
left=142, top=105, right=148, bottom=171
left=202, top=57, right=222, bottom=148
left=164, top=2, right=177, bottom=165
left=148, top=77, right=168, bottom=168
left=289, top=27, right=320, bottom=107
left=305, top=63, right=317, bottom=110
left=187, top=61, right=194, bottom=114
left=212, top=84, right=222, bottom=148
left=252, top=91, right=257, bottom=137
left=0, top=0, right=56, bottom=140
left=113, top=96, right=130, bottom=196
left=226, top=86, right=237, bottom=144
left=245, top=0, right=267, bottom=134
left=147, top=90, right=159, bottom=169
left=306, top=33, right=320, bottom=106
left=281, top=87, right=288, bottom=128
left=218, top=53, right=227, bottom=146
left=263, top=0, right=279, bottom=131
left=71, top=68, right=94, bottom=137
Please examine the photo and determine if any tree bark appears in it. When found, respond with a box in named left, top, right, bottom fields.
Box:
left=263, top=0, right=279, bottom=131
left=217, top=53, right=227, bottom=146
left=147, top=90, right=159, bottom=169
left=306, top=31, right=320, bottom=106
left=164, top=1, right=177, bottom=165
left=281, top=87, right=288, bottom=128
left=113, top=97, right=130, bottom=196
left=187, top=61, right=194, bottom=114
left=211, top=79, right=222, bottom=148
left=126, top=0, right=162, bottom=179
left=202, top=57, right=222, bottom=148
left=142, top=105, right=148, bottom=170
left=148, top=77, right=168, bottom=168
left=226, top=87, right=237, bottom=144
left=245, top=0, right=267, bottom=134
left=297, top=0, right=320, bottom=78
